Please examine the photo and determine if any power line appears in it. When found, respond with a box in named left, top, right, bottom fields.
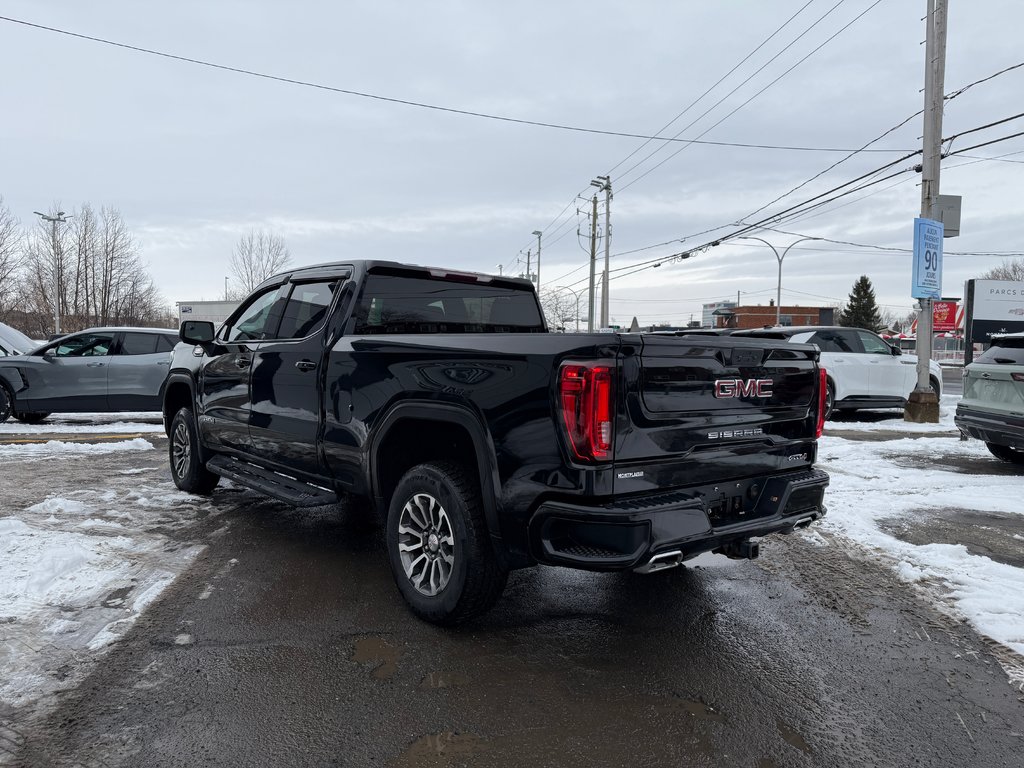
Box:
left=617, top=0, right=887, bottom=194
left=945, top=60, right=1024, bottom=101
left=0, top=14, right=916, bottom=155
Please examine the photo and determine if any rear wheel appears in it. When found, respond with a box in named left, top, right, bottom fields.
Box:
left=929, top=376, right=941, bottom=401
left=986, top=442, right=1024, bottom=465
left=169, top=407, right=220, bottom=494
left=386, top=461, right=508, bottom=625
left=0, top=384, right=12, bottom=424
left=14, top=412, right=50, bottom=424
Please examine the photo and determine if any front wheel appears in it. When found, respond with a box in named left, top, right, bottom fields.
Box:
left=169, top=407, right=220, bottom=494
left=986, top=442, right=1024, bottom=465
left=386, top=462, right=508, bottom=625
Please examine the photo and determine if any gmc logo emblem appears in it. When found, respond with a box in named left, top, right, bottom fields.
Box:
left=714, top=378, right=773, bottom=398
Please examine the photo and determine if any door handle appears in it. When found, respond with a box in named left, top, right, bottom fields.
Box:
left=86, top=362, right=105, bottom=367
left=236, top=357, right=252, bottom=368
left=295, top=360, right=317, bottom=372
left=157, top=360, right=170, bottom=366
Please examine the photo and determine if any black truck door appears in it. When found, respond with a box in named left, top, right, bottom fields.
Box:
left=249, top=279, right=342, bottom=475
left=198, top=285, right=286, bottom=453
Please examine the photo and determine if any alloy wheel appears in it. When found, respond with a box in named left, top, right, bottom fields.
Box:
left=172, top=421, right=191, bottom=479
left=397, top=492, right=456, bottom=596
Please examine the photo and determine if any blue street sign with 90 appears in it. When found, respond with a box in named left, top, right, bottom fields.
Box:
left=912, top=217, right=943, bottom=299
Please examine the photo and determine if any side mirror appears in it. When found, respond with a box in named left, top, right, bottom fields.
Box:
left=890, top=344, right=902, bottom=356
left=180, top=320, right=215, bottom=345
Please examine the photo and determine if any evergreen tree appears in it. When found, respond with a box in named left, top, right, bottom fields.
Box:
left=838, top=275, right=883, bottom=331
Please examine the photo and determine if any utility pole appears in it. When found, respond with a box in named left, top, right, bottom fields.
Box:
left=591, top=176, right=612, bottom=327
left=525, top=249, right=531, bottom=282
left=906, top=0, right=947, bottom=423
left=532, top=230, right=542, bottom=295
left=587, top=194, right=598, bottom=331
left=33, top=210, right=71, bottom=335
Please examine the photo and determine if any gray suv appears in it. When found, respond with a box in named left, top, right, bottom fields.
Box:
left=955, top=332, right=1024, bottom=464
left=0, top=327, right=177, bottom=424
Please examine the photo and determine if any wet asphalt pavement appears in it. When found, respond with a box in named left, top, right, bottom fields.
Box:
left=6, top=403, right=1024, bottom=768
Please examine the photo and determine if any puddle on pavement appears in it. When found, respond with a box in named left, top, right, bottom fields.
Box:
left=392, top=731, right=486, bottom=767
left=776, top=717, right=811, bottom=753
left=420, top=671, right=470, bottom=689
left=353, top=636, right=401, bottom=679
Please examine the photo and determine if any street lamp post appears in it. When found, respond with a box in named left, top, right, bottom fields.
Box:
left=531, top=230, right=542, bottom=295
left=551, top=285, right=583, bottom=333
left=33, top=210, right=71, bottom=335
left=736, top=236, right=821, bottom=324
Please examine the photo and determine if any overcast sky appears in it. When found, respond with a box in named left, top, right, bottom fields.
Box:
left=2, top=0, right=1022, bottom=327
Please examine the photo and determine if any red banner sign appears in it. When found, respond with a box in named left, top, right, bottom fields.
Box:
left=932, top=300, right=957, bottom=332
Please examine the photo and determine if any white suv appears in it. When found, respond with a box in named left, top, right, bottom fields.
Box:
left=733, top=326, right=943, bottom=418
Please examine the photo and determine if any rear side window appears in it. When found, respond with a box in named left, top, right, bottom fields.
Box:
left=275, top=281, right=336, bottom=339
left=809, top=330, right=857, bottom=353
left=976, top=337, right=1024, bottom=365
left=353, top=274, right=544, bottom=334
left=119, top=332, right=159, bottom=355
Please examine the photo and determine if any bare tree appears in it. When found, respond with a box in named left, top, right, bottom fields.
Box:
left=229, top=230, right=291, bottom=296
left=17, top=204, right=171, bottom=334
left=0, top=197, right=24, bottom=320
left=539, top=287, right=581, bottom=331
left=981, top=259, right=1024, bottom=281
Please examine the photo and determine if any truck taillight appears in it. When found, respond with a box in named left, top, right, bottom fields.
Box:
left=816, top=368, right=828, bottom=439
left=559, top=362, right=615, bottom=462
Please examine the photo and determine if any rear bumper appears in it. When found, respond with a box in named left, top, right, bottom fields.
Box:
left=528, top=468, right=829, bottom=571
left=955, top=406, right=1024, bottom=450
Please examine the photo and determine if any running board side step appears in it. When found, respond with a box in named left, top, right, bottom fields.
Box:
left=206, top=455, right=338, bottom=507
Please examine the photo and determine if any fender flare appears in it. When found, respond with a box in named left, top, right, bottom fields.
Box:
left=369, top=401, right=505, bottom=555
left=162, top=371, right=199, bottom=433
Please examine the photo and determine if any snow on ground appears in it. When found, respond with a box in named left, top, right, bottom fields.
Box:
left=0, top=437, right=155, bottom=460
left=2, top=402, right=1022, bottom=717
left=0, top=412, right=164, bottom=435
left=0, top=418, right=215, bottom=716
left=818, top=400, right=1024, bottom=677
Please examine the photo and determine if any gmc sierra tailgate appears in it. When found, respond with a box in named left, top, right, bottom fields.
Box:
left=614, top=334, right=821, bottom=492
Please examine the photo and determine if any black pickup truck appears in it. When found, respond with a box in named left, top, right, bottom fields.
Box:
left=163, top=261, right=829, bottom=623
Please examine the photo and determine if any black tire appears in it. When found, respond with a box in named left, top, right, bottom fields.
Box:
left=169, top=407, right=220, bottom=494
left=824, top=380, right=836, bottom=421
left=386, top=461, right=508, bottom=625
left=929, top=376, right=941, bottom=401
left=986, top=442, right=1024, bottom=465
left=0, top=383, right=12, bottom=424
left=14, top=411, right=50, bottom=424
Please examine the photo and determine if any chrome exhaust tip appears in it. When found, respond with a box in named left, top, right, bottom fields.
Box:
left=633, top=549, right=683, bottom=574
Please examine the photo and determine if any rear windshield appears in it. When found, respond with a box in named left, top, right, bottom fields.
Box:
left=976, top=337, right=1024, bottom=365
left=353, top=274, right=545, bottom=334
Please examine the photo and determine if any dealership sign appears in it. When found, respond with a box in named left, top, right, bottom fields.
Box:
left=964, top=280, right=1024, bottom=361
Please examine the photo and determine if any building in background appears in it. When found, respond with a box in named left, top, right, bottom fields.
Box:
left=701, top=301, right=735, bottom=328
left=712, top=303, right=835, bottom=330
left=176, top=301, right=238, bottom=329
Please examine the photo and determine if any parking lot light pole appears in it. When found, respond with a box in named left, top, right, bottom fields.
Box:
left=33, top=210, right=71, bottom=335
left=737, top=236, right=821, bottom=324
